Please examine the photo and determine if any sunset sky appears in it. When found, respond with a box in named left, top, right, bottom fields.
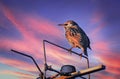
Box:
left=0, top=0, right=120, bottom=79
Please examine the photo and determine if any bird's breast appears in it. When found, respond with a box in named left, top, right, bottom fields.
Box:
left=65, top=30, right=82, bottom=47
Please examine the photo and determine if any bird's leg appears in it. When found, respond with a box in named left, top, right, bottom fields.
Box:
left=79, top=53, right=84, bottom=60
left=68, top=47, right=74, bottom=54
left=79, top=47, right=84, bottom=59
left=79, top=53, right=83, bottom=59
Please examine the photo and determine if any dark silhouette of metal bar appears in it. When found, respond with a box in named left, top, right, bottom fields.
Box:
left=43, top=40, right=47, bottom=79
left=43, top=40, right=90, bottom=79
left=80, top=76, right=87, bottom=79
left=45, top=64, right=61, bottom=74
left=11, top=49, right=43, bottom=76
left=87, top=58, right=90, bottom=79
left=43, top=40, right=88, bottom=58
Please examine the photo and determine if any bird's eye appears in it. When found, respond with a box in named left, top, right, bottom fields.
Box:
left=64, top=24, right=68, bottom=26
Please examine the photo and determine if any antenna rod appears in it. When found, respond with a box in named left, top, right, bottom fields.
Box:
left=43, top=40, right=47, bottom=79
left=43, top=40, right=90, bottom=79
left=11, top=49, right=43, bottom=75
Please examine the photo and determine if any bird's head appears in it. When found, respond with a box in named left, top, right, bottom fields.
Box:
left=58, top=20, right=78, bottom=29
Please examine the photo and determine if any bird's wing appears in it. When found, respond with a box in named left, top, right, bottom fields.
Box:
left=77, top=26, right=87, bottom=35
left=77, top=26, right=91, bottom=49
left=69, top=28, right=81, bottom=37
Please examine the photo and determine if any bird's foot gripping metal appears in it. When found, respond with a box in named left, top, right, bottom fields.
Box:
left=79, top=53, right=83, bottom=59
left=68, top=49, right=72, bottom=54
left=68, top=47, right=74, bottom=54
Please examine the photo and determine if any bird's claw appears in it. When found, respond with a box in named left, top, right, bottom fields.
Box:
left=80, top=53, right=82, bottom=56
left=79, top=53, right=83, bottom=59
left=68, top=47, right=74, bottom=54
left=68, top=49, right=72, bottom=54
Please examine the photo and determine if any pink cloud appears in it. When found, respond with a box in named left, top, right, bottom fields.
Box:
left=89, top=21, right=120, bottom=78
left=0, top=4, right=82, bottom=70
left=95, top=52, right=120, bottom=76
left=91, top=37, right=120, bottom=77
left=0, top=4, right=64, bottom=60
left=0, top=56, right=40, bottom=73
left=1, top=4, right=63, bottom=40
left=23, top=15, right=63, bottom=39
left=89, top=11, right=104, bottom=26
left=0, top=70, right=35, bottom=79
left=0, top=38, right=44, bottom=60
left=92, top=41, right=110, bottom=52
left=42, top=45, right=74, bottom=64
left=88, top=11, right=107, bottom=39
left=94, top=73, right=115, bottom=79
left=90, top=22, right=106, bottom=37
left=1, top=4, right=42, bottom=42
left=1, top=3, right=119, bottom=79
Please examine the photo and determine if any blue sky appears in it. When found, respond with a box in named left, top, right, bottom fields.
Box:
left=0, top=0, right=120, bottom=79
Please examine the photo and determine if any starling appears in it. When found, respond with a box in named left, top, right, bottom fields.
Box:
left=58, top=20, right=91, bottom=57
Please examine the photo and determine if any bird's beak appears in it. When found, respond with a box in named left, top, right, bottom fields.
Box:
left=58, top=24, right=67, bottom=26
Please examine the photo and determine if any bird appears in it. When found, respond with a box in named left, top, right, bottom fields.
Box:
left=58, top=20, right=91, bottom=57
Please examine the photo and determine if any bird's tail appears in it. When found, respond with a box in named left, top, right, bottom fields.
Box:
left=84, top=49, right=88, bottom=56
left=88, top=45, right=92, bottom=50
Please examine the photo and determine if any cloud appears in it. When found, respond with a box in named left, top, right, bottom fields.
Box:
left=1, top=2, right=120, bottom=79
left=92, top=41, right=110, bottom=52
left=92, top=39, right=120, bottom=76
left=1, top=3, right=63, bottom=40
left=96, top=52, right=120, bottom=75
left=0, top=70, right=35, bottom=79
left=0, top=4, right=84, bottom=75
left=88, top=13, right=120, bottom=78
left=23, top=15, right=63, bottom=39
left=88, top=13, right=106, bottom=39
left=89, top=11, right=104, bottom=25
left=0, top=4, right=64, bottom=59
left=0, top=4, right=83, bottom=69
left=91, top=32, right=120, bottom=77
left=90, top=22, right=106, bottom=38
left=0, top=56, right=40, bottom=73
left=93, top=72, right=116, bottom=79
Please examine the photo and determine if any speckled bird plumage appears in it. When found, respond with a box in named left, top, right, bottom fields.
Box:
left=58, top=20, right=91, bottom=56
